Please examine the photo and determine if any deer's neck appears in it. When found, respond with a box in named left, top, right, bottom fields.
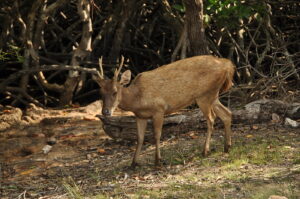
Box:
left=119, top=86, right=138, bottom=112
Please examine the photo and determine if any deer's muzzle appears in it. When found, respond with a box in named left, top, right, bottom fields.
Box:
left=102, top=108, right=112, bottom=116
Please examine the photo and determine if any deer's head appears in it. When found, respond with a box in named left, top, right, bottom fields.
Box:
left=93, top=57, right=131, bottom=116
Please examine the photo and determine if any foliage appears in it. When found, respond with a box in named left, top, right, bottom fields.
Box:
left=205, top=0, right=265, bottom=26
left=0, top=45, right=24, bottom=63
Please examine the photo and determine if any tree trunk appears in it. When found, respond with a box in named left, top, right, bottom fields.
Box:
left=59, top=0, right=93, bottom=106
left=183, top=0, right=209, bottom=56
left=108, top=0, right=137, bottom=64
left=12, top=1, right=44, bottom=106
left=0, top=14, right=12, bottom=49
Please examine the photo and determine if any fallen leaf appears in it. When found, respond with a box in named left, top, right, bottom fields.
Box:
left=20, top=169, right=35, bottom=176
left=252, top=125, right=259, bottom=130
left=271, top=113, right=281, bottom=122
left=97, top=148, right=106, bottom=154
left=130, top=146, right=136, bottom=151
left=59, top=134, right=75, bottom=139
left=133, top=176, right=145, bottom=181
left=48, top=162, right=64, bottom=168
left=84, top=117, right=95, bottom=121
left=190, top=135, right=198, bottom=139
left=246, top=134, right=253, bottom=138
left=188, top=131, right=197, bottom=135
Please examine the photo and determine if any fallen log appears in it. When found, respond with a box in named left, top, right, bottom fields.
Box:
left=97, top=99, right=300, bottom=141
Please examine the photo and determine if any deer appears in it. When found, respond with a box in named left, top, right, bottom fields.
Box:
left=93, top=55, right=235, bottom=168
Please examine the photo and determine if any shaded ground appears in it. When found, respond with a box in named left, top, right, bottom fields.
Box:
left=0, top=103, right=299, bottom=199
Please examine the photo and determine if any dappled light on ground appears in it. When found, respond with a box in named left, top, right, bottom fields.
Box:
left=0, top=104, right=299, bottom=198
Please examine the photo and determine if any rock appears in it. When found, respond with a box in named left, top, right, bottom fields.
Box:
left=42, top=145, right=53, bottom=154
left=288, top=105, right=300, bottom=119
left=245, top=99, right=300, bottom=119
left=284, top=117, right=299, bottom=128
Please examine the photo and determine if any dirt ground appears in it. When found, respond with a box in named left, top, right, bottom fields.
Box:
left=0, top=102, right=299, bottom=199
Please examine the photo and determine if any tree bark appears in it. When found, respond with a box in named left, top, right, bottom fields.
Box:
left=12, top=1, right=44, bottom=106
left=59, top=0, right=93, bottom=106
left=108, top=0, right=137, bottom=64
left=183, top=0, right=209, bottom=56
left=171, top=23, right=187, bottom=62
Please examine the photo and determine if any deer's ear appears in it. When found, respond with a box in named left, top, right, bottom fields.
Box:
left=120, top=70, right=131, bottom=86
left=92, top=75, right=105, bottom=87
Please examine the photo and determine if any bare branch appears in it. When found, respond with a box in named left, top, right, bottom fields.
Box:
left=45, top=0, right=68, bottom=15
left=0, top=64, right=100, bottom=93
left=6, top=87, right=45, bottom=107
left=37, top=71, right=64, bottom=93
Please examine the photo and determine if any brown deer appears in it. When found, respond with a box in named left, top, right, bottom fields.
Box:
left=93, top=55, right=235, bottom=168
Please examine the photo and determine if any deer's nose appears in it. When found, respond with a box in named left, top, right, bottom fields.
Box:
left=102, top=108, right=111, bottom=116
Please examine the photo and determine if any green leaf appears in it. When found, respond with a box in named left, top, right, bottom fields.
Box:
left=172, top=4, right=185, bottom=13
left=204, top=14, right=211, bottom=24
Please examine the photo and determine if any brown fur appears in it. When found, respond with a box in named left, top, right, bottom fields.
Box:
left=94, top=55, right=235, bottom=168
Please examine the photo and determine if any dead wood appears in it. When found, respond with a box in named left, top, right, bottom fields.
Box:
left=98, top=99, right=300, bottom=141
left=0, top=64, right=99, bottom=93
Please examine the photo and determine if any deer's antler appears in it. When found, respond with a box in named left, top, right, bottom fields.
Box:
left=98, top=56, right=104, bottom=79
left=113, top=56, right=125, bottom=81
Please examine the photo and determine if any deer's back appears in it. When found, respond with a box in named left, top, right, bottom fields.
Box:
left=131, top=55, right=234, bottom=113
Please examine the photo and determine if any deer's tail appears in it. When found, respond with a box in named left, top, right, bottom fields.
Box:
left=220, top=62, right=235, bottom=93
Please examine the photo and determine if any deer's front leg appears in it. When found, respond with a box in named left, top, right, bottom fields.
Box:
left=131, top=118, right=147, bottom=168
left=152, top=113, right=164, bottom=166
left=196, top=99, right=216, bottom=157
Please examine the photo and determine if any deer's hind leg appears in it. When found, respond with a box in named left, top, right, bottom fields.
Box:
left=213, top=99, right=232, bottom=153
left=196, top=98, right=216, bottom=157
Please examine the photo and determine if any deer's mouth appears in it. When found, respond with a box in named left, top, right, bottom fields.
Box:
left=102, top=108, right=112, bottom=116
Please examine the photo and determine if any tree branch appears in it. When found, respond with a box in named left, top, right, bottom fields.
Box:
left=0, top=64, right=100, bottom=93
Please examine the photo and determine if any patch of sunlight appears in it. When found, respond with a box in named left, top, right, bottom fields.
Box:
left=225, top=138, right=287, bottom=166
left=223, top=170, right=250, bottom=182
left=92, top=195, right=109, bottom=199
left=224, top=158, right=249, bottom=169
